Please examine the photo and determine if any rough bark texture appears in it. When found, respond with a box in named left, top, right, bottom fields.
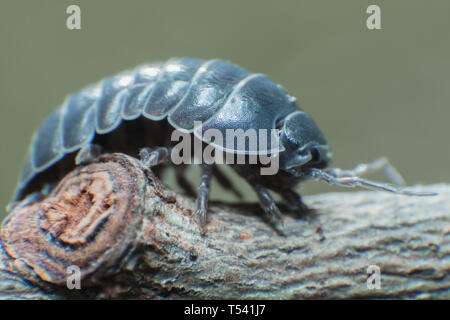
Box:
left=0, top=153, right=448, bottom=299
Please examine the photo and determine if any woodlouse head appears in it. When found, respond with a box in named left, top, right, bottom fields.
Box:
left=278, top=111, right=331, bottom=174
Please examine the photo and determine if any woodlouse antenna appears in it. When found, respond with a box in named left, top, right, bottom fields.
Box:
left=302, top=166, right=438, bottom=196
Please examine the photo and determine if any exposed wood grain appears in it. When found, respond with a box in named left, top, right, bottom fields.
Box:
left=1, top=153, right=448, bottom=299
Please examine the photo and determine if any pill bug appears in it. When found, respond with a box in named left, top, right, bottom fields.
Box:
left=10, top=58, right=435, bottom=232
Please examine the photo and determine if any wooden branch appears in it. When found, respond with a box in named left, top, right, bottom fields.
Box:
left=0, top=153, right=448, bottom=299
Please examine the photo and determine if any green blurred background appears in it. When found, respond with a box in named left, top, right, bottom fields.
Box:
left=1, top=0, right=449, bottom=219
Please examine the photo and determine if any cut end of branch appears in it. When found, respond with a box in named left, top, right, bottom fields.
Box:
left=1, top=154, right=146, bottom=285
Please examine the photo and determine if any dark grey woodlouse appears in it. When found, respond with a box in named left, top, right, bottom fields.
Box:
left=11, top=58, right=435, bottom=233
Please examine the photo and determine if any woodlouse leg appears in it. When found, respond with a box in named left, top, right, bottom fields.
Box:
left=303, top=168, right=437, bottom=196
left=279, top=188, right=309, bottom=215
left=325, top=157, right=406, bottom=186
left=139, top=147, right=170, bottom=168
left=75, top=144, right=103, bottom=165
left=245, top=176, right=284, bottom=229
left=175, top=165, right=196, bottom=197
left=196, top=163, right=213, bottom=234
left=212, top=165, right=243, bottom=199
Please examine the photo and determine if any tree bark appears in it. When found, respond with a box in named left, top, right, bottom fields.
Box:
left=0, top=153, right=448, bottom=299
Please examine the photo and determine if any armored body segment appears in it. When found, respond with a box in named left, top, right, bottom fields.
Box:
left=283, top=112, right=327, bottom=149
left=119, top=62, right=165, bottom=120
left=94, top=63, right=164, bottom=132
left=194, top=74, right=298, bottom=154
left=143, top=58, right=204, bottom=120
left=134, top=63, right=164, bottom=83
left=168, top=60, right=250, bottom=131
left=120, top=83, right=155, bottom=120
left=95, top=71, right=138, bottom=134
left=31, top=110, right=64, bottom=171
left=18, top=154, right=35, bottom=189
left=61, top=84, right=100, bottom=152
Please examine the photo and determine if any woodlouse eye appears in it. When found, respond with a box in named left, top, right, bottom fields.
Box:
left=310, top=147, right=321, bottom=163
left=275, top=119, right=284, bottom=130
